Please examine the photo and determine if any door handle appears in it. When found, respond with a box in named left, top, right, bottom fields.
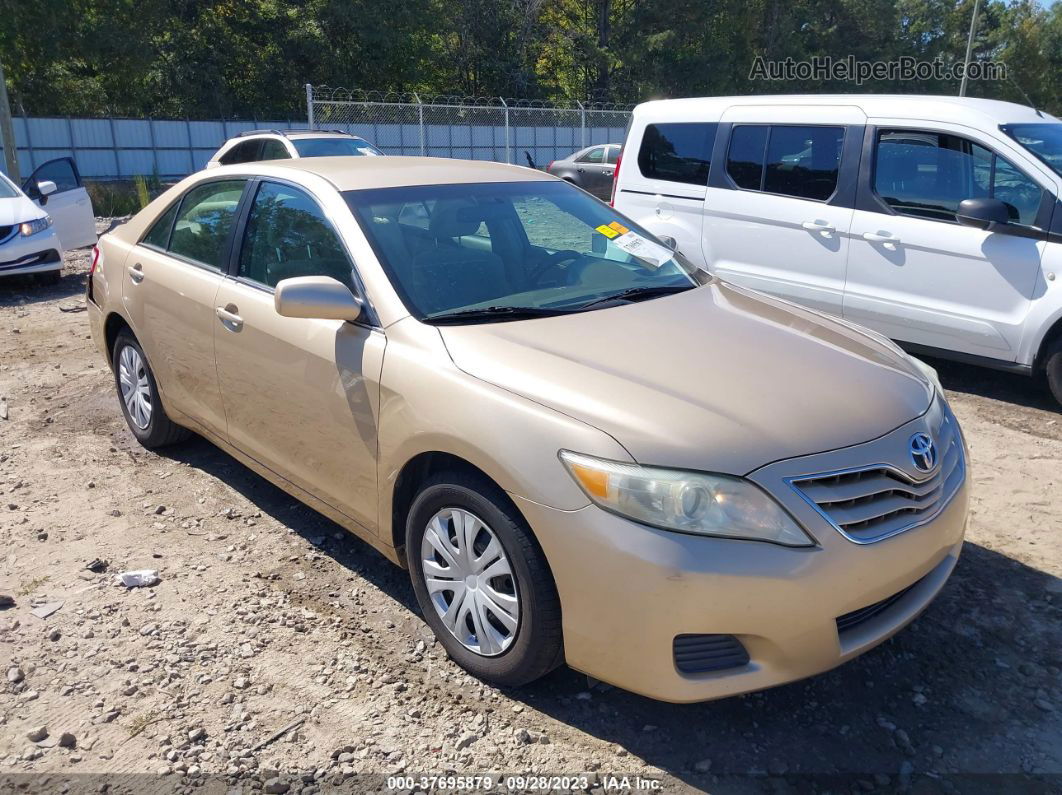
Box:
left=863, top=232, right=901, bottom=247
left=215, top=305, right=243, bottom=330
left=604, top=170, right=614, bottom=177
left=801, top=221, right=835, bottom=234
left=127, top=263, right=144, bottom=284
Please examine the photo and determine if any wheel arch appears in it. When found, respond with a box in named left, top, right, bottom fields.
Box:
left=1033, top=312, right=1062, bottom=373
left=104, top=311, right=135, bottom=364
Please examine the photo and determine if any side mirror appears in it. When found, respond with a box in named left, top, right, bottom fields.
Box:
left=274, top=276, right=364, bottom=322
left=37, top=180, right=58, bottom=197
left=957, top=197, right=1010, bottom=230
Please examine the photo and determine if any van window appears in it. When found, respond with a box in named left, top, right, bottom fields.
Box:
left=764, top=126, right=845, bottom=201
left=874, top=130, right=1044, bottom=225
left=727, top=125, right=844, bottom=200
left=637, top=123, right=717, bottom=186
left=726, top=126, right=768, bottom=191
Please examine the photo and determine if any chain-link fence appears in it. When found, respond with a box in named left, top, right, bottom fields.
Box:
left=306, top=86, right=632, bottom=168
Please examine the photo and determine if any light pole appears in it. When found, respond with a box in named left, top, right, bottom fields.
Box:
left=959, top=0, right=982, bottom=97
left=0, top=60, right=19, bottom=182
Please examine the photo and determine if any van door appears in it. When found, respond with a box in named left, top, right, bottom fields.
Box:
left=701, top=105, right=865, bottom=316
left=23, top=158, right=97, bottom=250
left=612, top=121, right=717, bottom=262
left=845, top=123, right=1050, bottom=361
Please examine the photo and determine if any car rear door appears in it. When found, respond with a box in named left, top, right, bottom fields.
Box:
left=212, top=178, right=385, bottom=532
left=702, top=105, right=865, bottom=316
left=122, top=178, right=248, bottom=437
left=574, top=147, right=610, bottom=198
left=23, top=158, right=97, bottom=250
left=844, top=123, right=1052, bottom=361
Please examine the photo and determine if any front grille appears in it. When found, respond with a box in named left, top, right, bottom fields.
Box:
left=836, top=579, right=920, bottom=634
left=788, top=414, right=964, bottom=544
left=673, top=634, right=749, bottom=674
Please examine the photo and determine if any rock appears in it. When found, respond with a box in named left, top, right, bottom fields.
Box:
left=514, top=728, right=532, bottom=744
left=47, top=628, right=61, bottom=642
left=188, top=727, right=206, bottom=742
left=58, top=733, right=76, bottom=749
left=456, top=732, right=478, bottom=750
left=7, top=666, right=24, bottom=683
left=0, top=594, right=14, bottom=608
left=694, top=759, right=712, bottom=773
left=1034, top=698, right=1054, bottom=712
left=233, top=676, right=249, bottom=689
left=263, top=778, right=290, bottom=794
left=26, top=726, right=48, bottom=742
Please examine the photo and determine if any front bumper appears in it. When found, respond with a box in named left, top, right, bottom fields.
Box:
left=0, top=226, right=63, bottom=276
left=518, top=404, right=969, bottom=703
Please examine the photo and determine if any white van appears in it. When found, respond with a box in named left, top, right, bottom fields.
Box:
left=612, top=95, right=1062, bottom=404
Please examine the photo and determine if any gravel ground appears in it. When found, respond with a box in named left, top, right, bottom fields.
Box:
left=0, top=225, right=1060, bottom=794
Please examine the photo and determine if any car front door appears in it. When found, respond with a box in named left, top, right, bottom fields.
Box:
left=123, top=179, right=247, bottom=437
left=703, top=107, right=864, bottom=316
left=23, top=158, right=97, bottom=250
left=845, top=124, right=1050, bottom=361
left=212, top=179, right=385, bottom=531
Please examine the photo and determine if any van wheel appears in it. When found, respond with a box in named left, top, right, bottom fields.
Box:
left=1045, top=338, right=1062, bottom=408
left=112, top=331, right=190, bottom=448
left=406, top=471, right=563, bottom=687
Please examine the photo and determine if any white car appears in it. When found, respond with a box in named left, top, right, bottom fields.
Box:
left=205, top=129, right=383, bottom=169
left=612, top=95, right=1062, bottom=404
left=0, top=157, right=97, bottom=282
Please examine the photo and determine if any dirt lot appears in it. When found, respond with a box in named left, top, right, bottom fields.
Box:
left=1, top=233, right=1060, bottom=794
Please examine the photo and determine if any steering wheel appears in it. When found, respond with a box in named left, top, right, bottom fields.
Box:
left=528, top=249, right=584, bottom=285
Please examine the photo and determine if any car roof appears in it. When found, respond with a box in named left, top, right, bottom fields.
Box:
left=221, top=156, right=553, bottom=190
left=633, top=94, right=1058, bottom=126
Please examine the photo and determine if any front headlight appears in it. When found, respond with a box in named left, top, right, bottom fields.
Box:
left=20, top=216, right=53, bottom=237
left=559, top=451, right=814, bottom=547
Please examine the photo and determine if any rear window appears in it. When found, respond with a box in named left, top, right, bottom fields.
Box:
left=636, top=123, right=718, bottom=186
left=292, top=138, right=383, bottom=157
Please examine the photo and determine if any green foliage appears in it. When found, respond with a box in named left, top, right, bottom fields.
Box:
left=0, top=0, right=1059, bottom=116
left=133, top=175, right=150, bottom=210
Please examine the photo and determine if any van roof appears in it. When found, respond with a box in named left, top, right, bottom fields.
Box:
left=633, top=95, right=1058, bottom=126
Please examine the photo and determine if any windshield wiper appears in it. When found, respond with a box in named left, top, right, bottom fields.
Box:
left=425, top=305, right=575, bottom=325
left=575, top=284, right=694, bottom=311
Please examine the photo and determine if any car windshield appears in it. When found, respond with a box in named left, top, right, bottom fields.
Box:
left=344, top=180, right=709, bottom=322
left=1002, top=123, right=1062, bottom=178
left=0, top=172, right=20, bottom=199
left=293, top=138, right=383, bottom=157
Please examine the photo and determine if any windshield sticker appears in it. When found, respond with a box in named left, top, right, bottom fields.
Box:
left=595, top=224, right=620, bottom=239
left=611, top=231, right=674, bottom=268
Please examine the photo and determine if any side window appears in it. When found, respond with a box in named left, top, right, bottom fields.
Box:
left=605, top=146, right=620, bottom=166
left=220, top=140, right=261, bottom=165
left=637, top=123, right=718, bottom=185
left=763, top=126, right=845, bottom=201
left=142, top=201, right=179, bottom=249
left=27, top=158, right=80, bottom=193
left=260, top=139, right=290, bottom=161
left=238, top=181, right=354, bottom=289
left=578, top=147, right=605, bottom=164
left=726, top=126, right=768, bottom=191
left=873, top=129, right=1045, bottom=225
left=167, top=180, right=246, bottom=269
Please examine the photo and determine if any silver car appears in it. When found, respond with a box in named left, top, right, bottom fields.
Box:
left=546, top=144, right=621, bottom=200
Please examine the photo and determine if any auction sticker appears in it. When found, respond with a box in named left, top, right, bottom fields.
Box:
left=611, top=231, right=674, bottom=268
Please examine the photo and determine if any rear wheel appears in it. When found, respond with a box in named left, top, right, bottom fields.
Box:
left=406, top=471, right=563, bottom=687
left=112, top=331, right=190, bottom=448
left=1044, top=337, right=1062, bottom=408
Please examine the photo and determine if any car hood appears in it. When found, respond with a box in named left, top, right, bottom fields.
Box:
left=438, top=281, right=933, bottom=475
left=0, top=194, right=44, bottom=225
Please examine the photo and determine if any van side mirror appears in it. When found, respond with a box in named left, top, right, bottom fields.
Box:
left=274, top=276, right=364, bottom=322
left=957, top=198, right=1010, bottom=230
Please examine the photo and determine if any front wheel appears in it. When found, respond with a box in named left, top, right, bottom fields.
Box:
left=406, top=472, right=563, bottom=687
left=112, top=331, right=190, bottom=448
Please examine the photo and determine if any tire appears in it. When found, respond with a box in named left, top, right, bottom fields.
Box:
left=111, top=330, right=190, bottom=448
left=406, top=471, right=563, bottom=687
left=1044, top=337, right=1062, bottom=408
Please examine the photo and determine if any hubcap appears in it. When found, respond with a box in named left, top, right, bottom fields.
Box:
left=118, top=345, right=152, bottom=430
left=420, top=508, right=520, bottom=656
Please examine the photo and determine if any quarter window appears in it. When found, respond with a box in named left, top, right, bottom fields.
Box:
left=220, top=140, right=261, bottom=165
left=874, top=130, right=1044, bottom=225
left=605, top=146, right=620, bottom=166
left=167, top=180, right=246, bottom=269
left=637, top=123, right=718, bottom=186
left=260, top=139, right=290, bottom=161
left=238, top=181, right=354, bottom=289
left=142, top=201, right=179, bottom=249
left=727, top=125, right=844, bottom=200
